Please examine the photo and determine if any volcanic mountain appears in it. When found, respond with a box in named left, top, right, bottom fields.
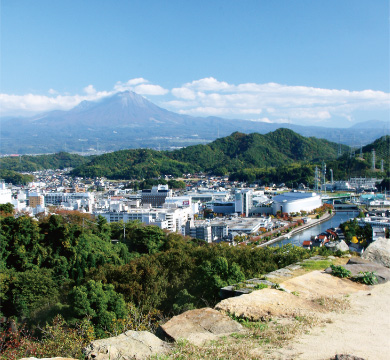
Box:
left=0, top=91, right=388, bottom=154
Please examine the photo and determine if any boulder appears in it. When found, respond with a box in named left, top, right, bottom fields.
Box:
left=83, top=330, right=169, bottom=360
left=326, top=240, right=350, bottom=252
left=332, top=355, right=365, bottom=360
left=160, top=307, right=243, bottom=346
left=215, top=288, right=324, bottom=321
left=343, top=262, right=390, bottom=284
left=362, top=237, right=390, bottom=268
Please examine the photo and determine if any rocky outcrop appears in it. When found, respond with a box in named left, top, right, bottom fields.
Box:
left=343, top=258, right=390, bottom=284
left=159, top=307, right=243, bottom=346
left=362, top=237, right=390, bottom=268
left=215, top=288, right=324, bottom=321
left=331, top=355, right=365, bottom=360
left=83, top=330, right=169, bottom=360
left=326, top=240, right=350, bottom=252
left=282, top=271, right=366, bottom=298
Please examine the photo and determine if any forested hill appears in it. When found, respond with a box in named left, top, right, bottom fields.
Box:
left=70, top=129, right=347, bottom=179
left=0, top=152, right=90, bottom=172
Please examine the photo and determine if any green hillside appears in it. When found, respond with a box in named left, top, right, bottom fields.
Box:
left=71, top=129, right=347, bottom=179
left=0, top=152, right=90, bottom=172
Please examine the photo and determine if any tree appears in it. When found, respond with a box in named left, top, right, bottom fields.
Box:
left=0, top=202, right=14, bottom=214
left=69, top=280, right=127, bottom=336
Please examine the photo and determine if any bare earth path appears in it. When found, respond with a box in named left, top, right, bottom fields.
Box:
left=273, top=281, right=390, bottom=360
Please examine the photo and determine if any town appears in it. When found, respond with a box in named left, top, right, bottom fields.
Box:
left=1, top=168, right=389, bottom=249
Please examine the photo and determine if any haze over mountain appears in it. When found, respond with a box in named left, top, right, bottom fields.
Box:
left=1, top=91, right=388, bottom=155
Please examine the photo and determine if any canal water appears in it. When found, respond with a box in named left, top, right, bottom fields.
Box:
left=271, top=211, right=359, bottom=247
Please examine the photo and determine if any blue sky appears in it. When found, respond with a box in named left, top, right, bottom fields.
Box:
left=1, top=0, right=389, bottom=127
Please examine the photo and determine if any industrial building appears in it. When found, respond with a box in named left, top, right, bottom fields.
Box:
left=272, top=191, right=322, bottom=214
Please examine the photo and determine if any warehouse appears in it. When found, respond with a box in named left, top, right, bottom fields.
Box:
left=272, top=191, right=322, bottom=214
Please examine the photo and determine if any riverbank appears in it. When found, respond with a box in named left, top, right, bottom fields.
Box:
left=258, top=211, right=335, bottom=248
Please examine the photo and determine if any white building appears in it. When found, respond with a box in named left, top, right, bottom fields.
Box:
left=234, top=189, right=253, bottom=217
left=0, top=182, right=12, bottom=204
left=272, top=191, right=322, bottom=214
left=45, top=192, right=95, bottom=212
left=95, top=205, right=193, bottom=233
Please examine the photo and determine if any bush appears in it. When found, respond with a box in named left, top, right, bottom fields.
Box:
left=330, top=265, right=351, bottom=278
left=253, top=283, right=268, bottom=290
left=353, top=271, right=378, bottom=285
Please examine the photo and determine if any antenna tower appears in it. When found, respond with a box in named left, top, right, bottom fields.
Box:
left=330, top=169, right=333, bottom=184
left=372, top=149, right=376, bottom=171
left=322, top=161, right=326, bottom=186
left=381, top=159, right=384, bottom=172
left=314, top=166, right=319, bottom=192
left=338, top=133, right=342, bottom=157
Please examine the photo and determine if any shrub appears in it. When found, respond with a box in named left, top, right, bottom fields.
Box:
left=330, top=265, right=351, bottom=278
left=253, top=283, right=268, bottom=290
left=353, top=271, right=378, bottom=285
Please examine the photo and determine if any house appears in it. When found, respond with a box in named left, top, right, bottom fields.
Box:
left=302, top=240, right=312, bottom=249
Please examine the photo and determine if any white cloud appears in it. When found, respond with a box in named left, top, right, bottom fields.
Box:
left=171, top=87, right=196, bottom=100
left=83, top=85, right=97, bottom=95
left=133, top=84, right=169, bottom=95
left=181, top=77, right=232, bottom=92
left=1, top=77, right=389, bottom=127
left=165, top=78, right=390, bottom=126
left=113, top=78, right=168, bottom=95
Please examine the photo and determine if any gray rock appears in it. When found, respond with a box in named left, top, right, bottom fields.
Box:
left=160, top=307, right=243, bottom=346
left=347, top=257, right=372, bottom=265
left=83, top=330, right=169, bottom=360
left=215, top=288, right=323, bottom=321
left=326, top=240, right=350, bottom=252
left=332, top=355, right=365, bottom=360
left=342, top=253, right=352, bottom=258
left=286, top=264, right=302, bottom=271
left=343, top=262, right=390, bottom=284
left=362, top=237, right=390, bottom=268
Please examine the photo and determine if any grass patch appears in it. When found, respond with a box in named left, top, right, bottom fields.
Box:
left=300, top=259, right=332, bottom=270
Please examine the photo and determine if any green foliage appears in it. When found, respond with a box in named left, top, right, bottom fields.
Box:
left=253, top=283, right=268, bottom=290
left=300, top=260, right=332, bottom=270
left=69, top=280, right=128, bottom=336
left=1, top=209, right=322, bottom=344
left=0, top=152, right=89, bottom=172
left=354, top=271, right=378, bottom=285
left=340, top=218, right=372, bottom=244
left=172, top=289, right=196, bottom=315
left=0, top=170, right=34, bottom=185
left=0, top=203, right=14, bottom=215
left=0, top=315, right=93, bottom=360
left=70, top=129, right=346, bottom=179
left=330, top=265, right=352, bottom=278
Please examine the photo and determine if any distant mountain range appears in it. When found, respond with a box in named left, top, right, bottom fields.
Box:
left=0, top=91, right=388, bottom=154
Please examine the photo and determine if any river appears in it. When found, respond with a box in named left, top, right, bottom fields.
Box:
left=271, top=211, right=359, bottom=247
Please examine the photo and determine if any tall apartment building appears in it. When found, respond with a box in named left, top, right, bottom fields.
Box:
left=141, top=185, right=172, bottom=207
left=29, top=192, right=45, bottom=208
left=234, top=189, right=253, bottom=217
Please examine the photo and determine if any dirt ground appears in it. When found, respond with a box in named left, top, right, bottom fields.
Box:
left=272, top=273, right=390, bottom=360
